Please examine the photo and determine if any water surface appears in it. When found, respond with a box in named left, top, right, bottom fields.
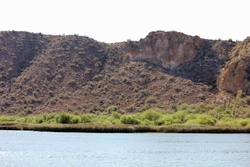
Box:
left=1, top=130, right=250, bottom=167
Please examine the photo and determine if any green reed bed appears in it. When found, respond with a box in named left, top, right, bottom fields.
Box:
left=0, top=102, right=250, bottom=133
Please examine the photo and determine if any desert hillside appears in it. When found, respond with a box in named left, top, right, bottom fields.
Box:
left=1, top=30, right=249, bottom=115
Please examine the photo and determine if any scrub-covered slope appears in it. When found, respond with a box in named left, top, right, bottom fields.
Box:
left=0, top=31, right=239, bottom=114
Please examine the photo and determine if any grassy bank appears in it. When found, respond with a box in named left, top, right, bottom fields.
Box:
left=1, top=102, right=250, bottom=133
left=1, top=123, right=250, bottom=133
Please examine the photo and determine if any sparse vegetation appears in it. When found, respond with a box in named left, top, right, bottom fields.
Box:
left=1, top=99, right=250, bottom=132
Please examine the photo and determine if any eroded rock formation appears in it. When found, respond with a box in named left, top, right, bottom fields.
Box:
left=217, top=37, right=250, bottom=94
left=127, top=31, right=204, bottom=69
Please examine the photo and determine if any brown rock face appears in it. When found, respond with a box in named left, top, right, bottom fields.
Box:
left=127, top=31, right=204, bottom=69
left=217, top=37, right=250, bottom=94
left=125, top=31, right=236, bottom=86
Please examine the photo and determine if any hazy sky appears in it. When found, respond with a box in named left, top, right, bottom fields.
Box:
left=1, top=0, right=249, bottom=43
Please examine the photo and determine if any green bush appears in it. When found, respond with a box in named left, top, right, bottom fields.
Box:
left=216, top=118, right=238, bottom=127
left=0, top=115, right=16, bottom=122
left=171, top=111, right=187, bottom=124
left=105, top=113, right=121, bottom=124
left=187, top=115, right=215, bottom=126
left=56, top=113, right=71, bottom=124
left=214, top=105, right=226, bottom=113
left=217, top=118, right=250, bottom=127
left=70, top=116, right=81, bottom=124
left=111, top=112, right=121, bottom=119
left=155, top=115, right=173, bottom=125
left=141, top=119, right=153, bottom=125
left=120, top=115, right=140, bottom=125
left=35, top=114, right=55, bottom=124
left=237, top=119, right=249, bottom=127
left=24, top=116, right=34, bottom=123
left=80, top=114, right=92, bottom=123
left=36, top=116, right=44, bottom=124
left=143, top=109, right=162, bottom=122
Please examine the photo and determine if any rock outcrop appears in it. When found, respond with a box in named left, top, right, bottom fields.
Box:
left=217, top=37, right=250, bottom=94
left=127, top=31, right=204, bottom=69
left=126, top=31, right=236, bottom=85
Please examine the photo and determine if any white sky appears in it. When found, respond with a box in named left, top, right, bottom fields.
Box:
left=1, top=0, right=249, bottom=43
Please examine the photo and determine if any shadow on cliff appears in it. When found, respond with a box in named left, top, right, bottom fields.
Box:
left=123, top=31, right=236, bottom=88
left=133, top=42, right=226, bottom=88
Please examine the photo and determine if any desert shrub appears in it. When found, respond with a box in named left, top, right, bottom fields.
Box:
left=190, top=103, right=209, bottom=113
left=67, top=79, right=77, bottom=87
left=105, top=113, right=121, bottom=124
left=214, top=105, right=226, bottom=113
left=143, top=109, right=162, bottom=122
left=120, top=115, right=140, bottom=125
left=171, top=111, right=187, bottom=124
left=185, top=113, right=197, bottom=120
left=238, top=119, right=250, bottom=127
left=246, top=110, right=250, bottom=118
left=85, top=68, right=91, bottom=75
left=139, top=71, right=147, bottom=77
left=145, top=97, right=156, bottom=104
left=80, top=114, right=92, bottom=123
left=36, top=115, right=44, bottom=124
left=218, top=118, right=250, bottom=127
left=216, top=118, right=236, bottom=127
left=215, top=117, right=244, bottom=127
left=59, top=93, right=70, bottom=99
left=187, top=115, right=215, bottom=126
left=48, top=97, right=57, bottom=105
left=155, top=115, right=173, bottom=125
left=105, top=105, right=118, bottom=113
left=185, top=103, right=214, bottom=113
left=56, top=113, right=71, bottom=124
left=37, top=113, right=57, bottom=123
left=70, top=116, right=81, bottom=124
left=111, top=112, right=121, bottom=119
left=236, top=90, right=245, bottom=101
left=215, top=109, right=234, bottom=119
left=244, top=96, right=250, bottom=105
left=0, top=115, right=16, bottom=122
left=24, top=116, right=34, bottom=123
left=174, top=87, right=181, bottom=93
left=177, top=103, right=189, bottom=111
left=141, top=119, right=153, bottom=125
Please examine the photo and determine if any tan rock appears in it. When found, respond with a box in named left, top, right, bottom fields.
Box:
left=128, top=31, right=204, bottom=69
left=217, top=37, right=250, bottom=94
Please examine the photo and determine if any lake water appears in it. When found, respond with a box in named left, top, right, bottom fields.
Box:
left=0, top=130, right=250, bottom=167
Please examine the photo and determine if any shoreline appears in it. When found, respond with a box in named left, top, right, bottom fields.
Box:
left=1, top=123, right=250, bottom=133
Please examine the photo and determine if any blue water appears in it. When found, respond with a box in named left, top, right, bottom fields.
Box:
left=0, top=130, right=250, bottom=167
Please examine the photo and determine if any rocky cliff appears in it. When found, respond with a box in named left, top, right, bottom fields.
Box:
left=217, top=37, right=250, bottom=94
left=125, top=31, right=235, bottom=85
left=127, top=31, right=203, bottom=69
